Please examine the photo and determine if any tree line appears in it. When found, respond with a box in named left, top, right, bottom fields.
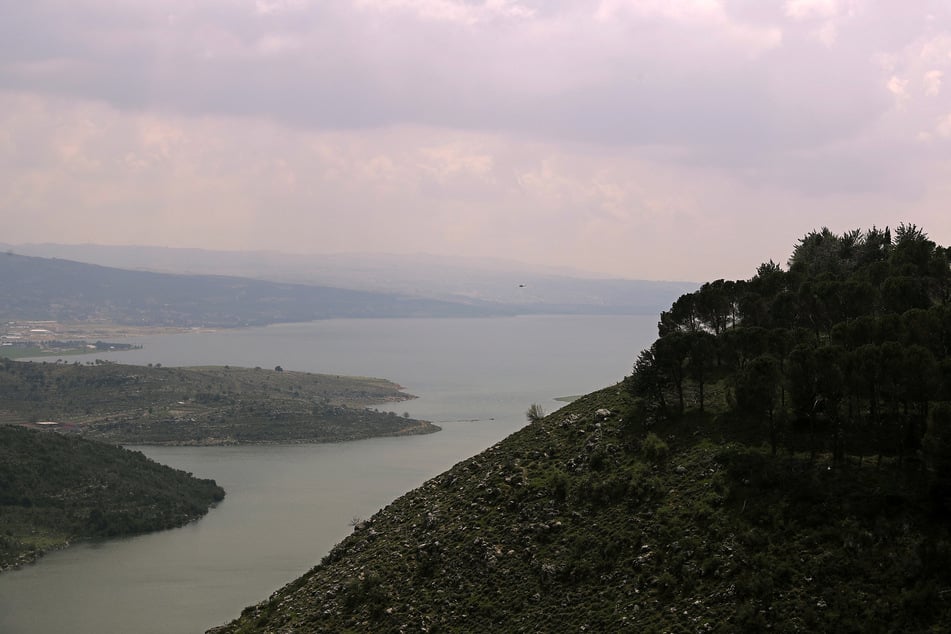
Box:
left=0, top=424, right=224, bottom=569
left=629, top=224, right=951, bottom=490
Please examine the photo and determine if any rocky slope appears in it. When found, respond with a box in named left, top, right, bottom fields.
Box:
left=211, top=225, right=951, bottom=632
left=210, top=385, right=951, bottom=633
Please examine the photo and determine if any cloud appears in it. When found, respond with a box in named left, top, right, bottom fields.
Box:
left=887, top=75, right=910, bottom=106
left=355, top=0, right=535, bottom=24
left=1, top=2, right=951, bottom=280
left=938, top=113, right=951, bottom=138
left=784, top=0, right=841, bottom=21
left=783, top=0, right=847, bottom=46
left=924, top=69, right=944, bottom=95
left=255, top=0, right=310, bottom=16
left=0, top=1, right=824, bottom=155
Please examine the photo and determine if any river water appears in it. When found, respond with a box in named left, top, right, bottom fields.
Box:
left=0, top=315, right=657, bottom=633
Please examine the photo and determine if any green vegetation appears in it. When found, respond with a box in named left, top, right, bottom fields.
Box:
left=632, top=223, right=951, bottom=472
left=0, top=346, right=58, bottom=360
left=212, top=224, right=951, bottom=633
left=0, top=360, right=438, bottom=444
left=525, top=402, right=546, bottom=423
left=0, top=425, right=224, bottom=571
left=0, top=340, right=140, bottom=359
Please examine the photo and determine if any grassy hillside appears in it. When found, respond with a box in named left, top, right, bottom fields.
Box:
left=0, top=359, right=437, bottom=445
left=0, top=425, right=224, bottom=571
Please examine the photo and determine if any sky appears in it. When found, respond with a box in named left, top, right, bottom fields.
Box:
left=1, top=0, right=950, bottom=282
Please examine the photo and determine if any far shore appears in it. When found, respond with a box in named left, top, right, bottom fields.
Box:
left=1, top=321, right=216, bottom=359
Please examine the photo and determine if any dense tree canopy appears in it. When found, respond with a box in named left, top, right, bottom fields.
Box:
left=0, top=425, right=224, bottom=570
left=630, top=224, right=951, bottom=486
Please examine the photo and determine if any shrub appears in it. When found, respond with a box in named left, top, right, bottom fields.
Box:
left=526, top=403, right=546, bottom=424
left=641, top=432, right=669, bottom=465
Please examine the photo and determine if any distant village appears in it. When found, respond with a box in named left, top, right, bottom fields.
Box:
left=1, top=321, right=140, bottom=355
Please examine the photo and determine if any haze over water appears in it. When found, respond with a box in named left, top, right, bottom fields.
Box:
left=0, top=315, right=657, bottom=634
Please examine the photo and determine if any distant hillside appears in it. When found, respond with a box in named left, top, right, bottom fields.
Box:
left=0, top=252, right=504, bottom=326
left=0, top=425, right=224, bottom=571
left=212, top=224, right=951, bottom=633
left=1, top=244, right=696, bottom=316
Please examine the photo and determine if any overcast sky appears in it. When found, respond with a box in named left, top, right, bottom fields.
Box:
left=2, top=1, right=950, bottom=281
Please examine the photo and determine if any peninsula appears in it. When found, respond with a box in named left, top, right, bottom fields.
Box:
left=0, top=425, right=225, bottom=571
left=0, top=360, right=437, bottom=445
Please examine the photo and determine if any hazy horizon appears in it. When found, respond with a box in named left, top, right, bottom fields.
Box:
left=2, top=1, right=950, bottom=281
left=3, top=240, right=700, bottom=283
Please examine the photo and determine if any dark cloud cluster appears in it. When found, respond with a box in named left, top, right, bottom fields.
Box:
left=2, top=1, right=935, bottom=155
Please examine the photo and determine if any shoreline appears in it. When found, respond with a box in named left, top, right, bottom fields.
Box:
left=1, top=321, right=206, bottom=359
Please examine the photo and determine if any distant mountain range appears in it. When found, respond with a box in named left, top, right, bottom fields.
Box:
left=0, top=244, right=697, bottom=326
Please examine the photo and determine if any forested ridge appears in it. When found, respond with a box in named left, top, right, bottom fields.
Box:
left=0, top=425, right=224, bottom=571
left=212, top=224, right=951, bottom=633
left=631, top=224, right=951, bottom=482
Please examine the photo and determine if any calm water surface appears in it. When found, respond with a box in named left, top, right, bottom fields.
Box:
left=0, top=315, right=657, bottom=633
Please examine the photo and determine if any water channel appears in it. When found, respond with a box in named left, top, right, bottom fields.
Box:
left=0, top=315, right=657, bottom=633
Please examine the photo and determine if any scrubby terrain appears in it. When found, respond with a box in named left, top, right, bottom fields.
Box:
left=0, top=360, right=436, bottom=445
left=0, top=425, right=224, bottom=571
left=211, top=386, right=951, bottom=633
